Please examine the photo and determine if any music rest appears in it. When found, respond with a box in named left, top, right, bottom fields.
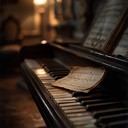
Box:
left=83, top=0, right=128, bottom=53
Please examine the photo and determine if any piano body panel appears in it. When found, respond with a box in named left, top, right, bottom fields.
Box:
left=52, top=45, right=93, bottom=69
left=21, top=43, right=128, bottom=128
left=20, top=44, right=54, bottom=61
left=103, top=71, right=128, bottom=106
left=21, top=63, right=72, bottom=128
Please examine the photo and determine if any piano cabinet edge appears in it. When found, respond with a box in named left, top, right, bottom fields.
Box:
left=21, top=63, right=72, bottom=128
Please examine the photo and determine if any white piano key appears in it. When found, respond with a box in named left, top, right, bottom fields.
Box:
left=59, top=102, right=81, bottom=107
left=64, top=109, right=86, bottom=114
left=62, top=105, right=85, bottom=110
left=69, top=115, right=94, bottom=121
left=56, top=99, right=76, bottom=104
left=73, top=119, right=96, bottom=126
left=67, top=112, right=91, bottom=118
left=55, top=97, right=77, bottom=101
left=52, top=94, right=72, bottom=98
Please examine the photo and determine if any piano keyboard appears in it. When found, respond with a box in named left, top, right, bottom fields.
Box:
left=25, top=59, right=128, bottom=128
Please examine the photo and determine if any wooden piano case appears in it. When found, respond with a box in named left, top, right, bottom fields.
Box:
left=21, top=42, right=128, bottom=128
left=20, top=0, right=128, bottom=127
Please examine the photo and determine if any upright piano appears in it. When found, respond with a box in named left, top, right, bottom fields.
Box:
left=21, top=0, right=128, bottom=128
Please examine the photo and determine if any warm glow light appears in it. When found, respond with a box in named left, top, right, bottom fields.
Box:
left=41, top=40, right=47, bottom=44
left=57, top=0, right=62, bottom=3
left=33, top=0, right=47, bottom=5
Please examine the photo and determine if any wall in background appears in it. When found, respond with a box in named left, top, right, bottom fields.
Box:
left=0, top=0, right=41, bottom=37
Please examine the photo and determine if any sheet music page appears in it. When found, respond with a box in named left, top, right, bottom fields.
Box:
left=83, top=0, right=125, bottom=50
left=52, top=66, right=105, bottom=93
left=113, top=28, right=128, bottom=58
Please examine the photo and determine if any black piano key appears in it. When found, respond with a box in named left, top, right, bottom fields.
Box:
left=98, top=113, right=128, bottom=126
left=48, top=68, right=69, bottom=72
left=71, top=91, right=89, bottom=97
left=50, top=71, right=69, bottom=77
left=50, top=70, right=69, bottom=74
left=81, top=98, right=115, bottom=106
left=71, top=87, right=103, bottom=97
left=105, top=120, right=128, bottom=128
left=86, top=102, right=122, bottom=111
left=45, top=67, right=67, bottom=73
left=93, top=107, right=128, bottom=118
left=45, top=68, right=69, bottom=77
left=76, top=94, right=110, bottom=102
left=54, top=76, right=66, bottom=80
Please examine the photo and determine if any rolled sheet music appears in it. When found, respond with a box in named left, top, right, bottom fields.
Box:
left=52, top=66, right=106, bottom=93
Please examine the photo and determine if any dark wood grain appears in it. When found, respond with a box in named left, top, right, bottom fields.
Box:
left=0, top=73, right=46, bottom=128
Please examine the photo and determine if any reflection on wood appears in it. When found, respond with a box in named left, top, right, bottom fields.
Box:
left=0, top=74, right=46, bottom=128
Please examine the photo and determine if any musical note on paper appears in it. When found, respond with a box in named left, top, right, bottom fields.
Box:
left=51, top=66, right=105, bottom=93
left=83, top=1, right=124, bottom=50
left=113, top=28, right=128, bottom=58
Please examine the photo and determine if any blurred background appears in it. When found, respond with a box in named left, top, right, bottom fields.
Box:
left=0, top=0, right=107, bottom=45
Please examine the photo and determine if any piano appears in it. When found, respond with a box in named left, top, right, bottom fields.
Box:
left=20, top=42, right=128, bottom=128
left=20, top=0, right=128, bottom=128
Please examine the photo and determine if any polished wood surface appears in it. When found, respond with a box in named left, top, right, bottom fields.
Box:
left=0, top=73, right=46, bottom=128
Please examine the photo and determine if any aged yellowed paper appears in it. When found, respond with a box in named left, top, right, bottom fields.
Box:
left=52, top=66, right=105, bottom=93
